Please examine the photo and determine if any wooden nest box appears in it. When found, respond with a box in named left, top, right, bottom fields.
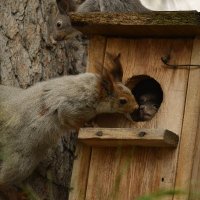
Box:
left=69, top=11, right=200, bottom=200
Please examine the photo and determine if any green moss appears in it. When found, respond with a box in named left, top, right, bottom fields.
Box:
left=137, top=189, right=186, bottom=200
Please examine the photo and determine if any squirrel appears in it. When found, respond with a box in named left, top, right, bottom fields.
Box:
left=131, top=93, right=160, bottom=121
left=51, top=0, right=150, bottom=42
left=50, top=0, right=150, bottom=75
left=77, top=0, right=150, bottom=12
left=50, top=0, right=81, bottom=42
left=131, top=78, right=163, bottom=121
left=0, top=60, right=137, bottom=185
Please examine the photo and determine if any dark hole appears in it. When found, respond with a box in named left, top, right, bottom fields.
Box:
left=161, top=177, right=165, bottom=182
left=126, top=75, right=163, bottom=122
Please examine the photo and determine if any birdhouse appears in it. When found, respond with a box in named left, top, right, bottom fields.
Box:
left=69, top=11, right=200, bottom=200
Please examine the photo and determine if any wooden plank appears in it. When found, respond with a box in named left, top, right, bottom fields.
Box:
left=85, top=38, right=193, bottom=200
left=87, top=36, right=107, bottom=73
left=78, top=128, right=179, bottom=147
left=69, top=143, right=92, bottom=200
left=69, top=36, right=107, bottom=200
left=70, top=11, right=200, bottom=37
left=70, top=11, right=200, bottom=26
left=189, top=117, right=200, bottom=200
left=174, top=38, right=200, bottom=200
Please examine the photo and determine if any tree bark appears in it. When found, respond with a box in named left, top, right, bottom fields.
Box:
left=0, top=0, right=87, bottom=199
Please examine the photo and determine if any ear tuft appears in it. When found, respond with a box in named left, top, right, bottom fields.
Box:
left=101, top=68, right=114, bottom=96
left=56, top=0, right=74, bottom=15
left=105, top=52, right=123, bottom=82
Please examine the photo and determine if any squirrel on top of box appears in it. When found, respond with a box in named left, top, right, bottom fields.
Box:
left=52, top=0, right=150, bottom=41
left=0, top=52, right=137, bottom=185
left=76, top=0, right=150, bottom=12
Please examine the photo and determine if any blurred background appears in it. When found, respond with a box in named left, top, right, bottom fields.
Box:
left=141, top=0, right=200, bottom=11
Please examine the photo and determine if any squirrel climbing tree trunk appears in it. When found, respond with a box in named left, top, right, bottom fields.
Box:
left=0, top=0, right=86, bottom=199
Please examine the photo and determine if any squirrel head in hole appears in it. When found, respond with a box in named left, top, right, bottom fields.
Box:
left=131, top=78, right=163, bottom=121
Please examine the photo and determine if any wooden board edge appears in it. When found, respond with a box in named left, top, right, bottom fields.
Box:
left=173, top=37, right=200, bottom=199
left=78, top=128, right=179, bottom=147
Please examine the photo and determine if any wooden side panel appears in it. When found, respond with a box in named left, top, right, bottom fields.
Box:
left=69, top=143, right=92, bottom=200
left=189, top=118, right=200, bottom=200
left=69, top=36, right=107, bottom=200
left=84, top=38, right=193, bottom=200
left=174, top=38, right=200, bottom=200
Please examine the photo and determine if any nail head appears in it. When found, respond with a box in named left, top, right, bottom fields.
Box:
left=138, top=131, right=146, bottom=137
left=96, top=131, right=103, bottom=136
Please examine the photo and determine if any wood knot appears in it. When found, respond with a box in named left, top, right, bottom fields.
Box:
left=96, top=131, right=103, bottom=137
left=138, top=131, right=146, bottom=137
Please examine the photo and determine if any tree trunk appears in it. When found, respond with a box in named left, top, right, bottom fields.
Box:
left=0, top=0, right=87, bottom=199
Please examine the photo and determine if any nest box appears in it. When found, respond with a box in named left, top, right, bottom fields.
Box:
left=69, top=11, right=200, bottom=200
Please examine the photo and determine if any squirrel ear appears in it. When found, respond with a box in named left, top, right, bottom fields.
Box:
left=105, top=53, right=123, bottom=82
left=101, top=68, right=114, bottom=96
left=56, top=0, right=70, bottom=14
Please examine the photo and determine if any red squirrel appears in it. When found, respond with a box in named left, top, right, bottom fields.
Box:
left=0, top=59, right=137, bottom=185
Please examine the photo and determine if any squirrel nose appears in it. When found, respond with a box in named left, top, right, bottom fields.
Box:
left=140, top=105, right=145, bottom=111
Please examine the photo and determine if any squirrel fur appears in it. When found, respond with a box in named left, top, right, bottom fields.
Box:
left=77, top=0, right=150, bottom=12
left=0, top=67, right=137, bottom=185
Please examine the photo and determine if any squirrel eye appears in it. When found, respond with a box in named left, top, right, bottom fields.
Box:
left=56, top=20, right=62, bottom=28
left=119, top=98, right=128, bottom=105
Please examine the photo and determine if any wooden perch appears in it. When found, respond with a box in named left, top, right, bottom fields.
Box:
left=69, top=11, right=200, bottom=37
left=78, top=128, right=179, bottom=147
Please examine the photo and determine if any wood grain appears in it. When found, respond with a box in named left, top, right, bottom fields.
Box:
left=69, top=36, right=107, bottom=200
left=174, top=38, right=200, bottom=200
left=69, top=11, right=200, bottom=37
left=87, top=36, right=107, bottom=73
left=78, top=128, right=179, bottom=147
left=85, top=38, right=193, bottom=200
left=68, top=143, right=92, bottom=200
left=189, top=117, right=200, bottom=200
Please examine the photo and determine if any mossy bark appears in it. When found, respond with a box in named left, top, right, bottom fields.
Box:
left=69, top=11, right=200, bottom=37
